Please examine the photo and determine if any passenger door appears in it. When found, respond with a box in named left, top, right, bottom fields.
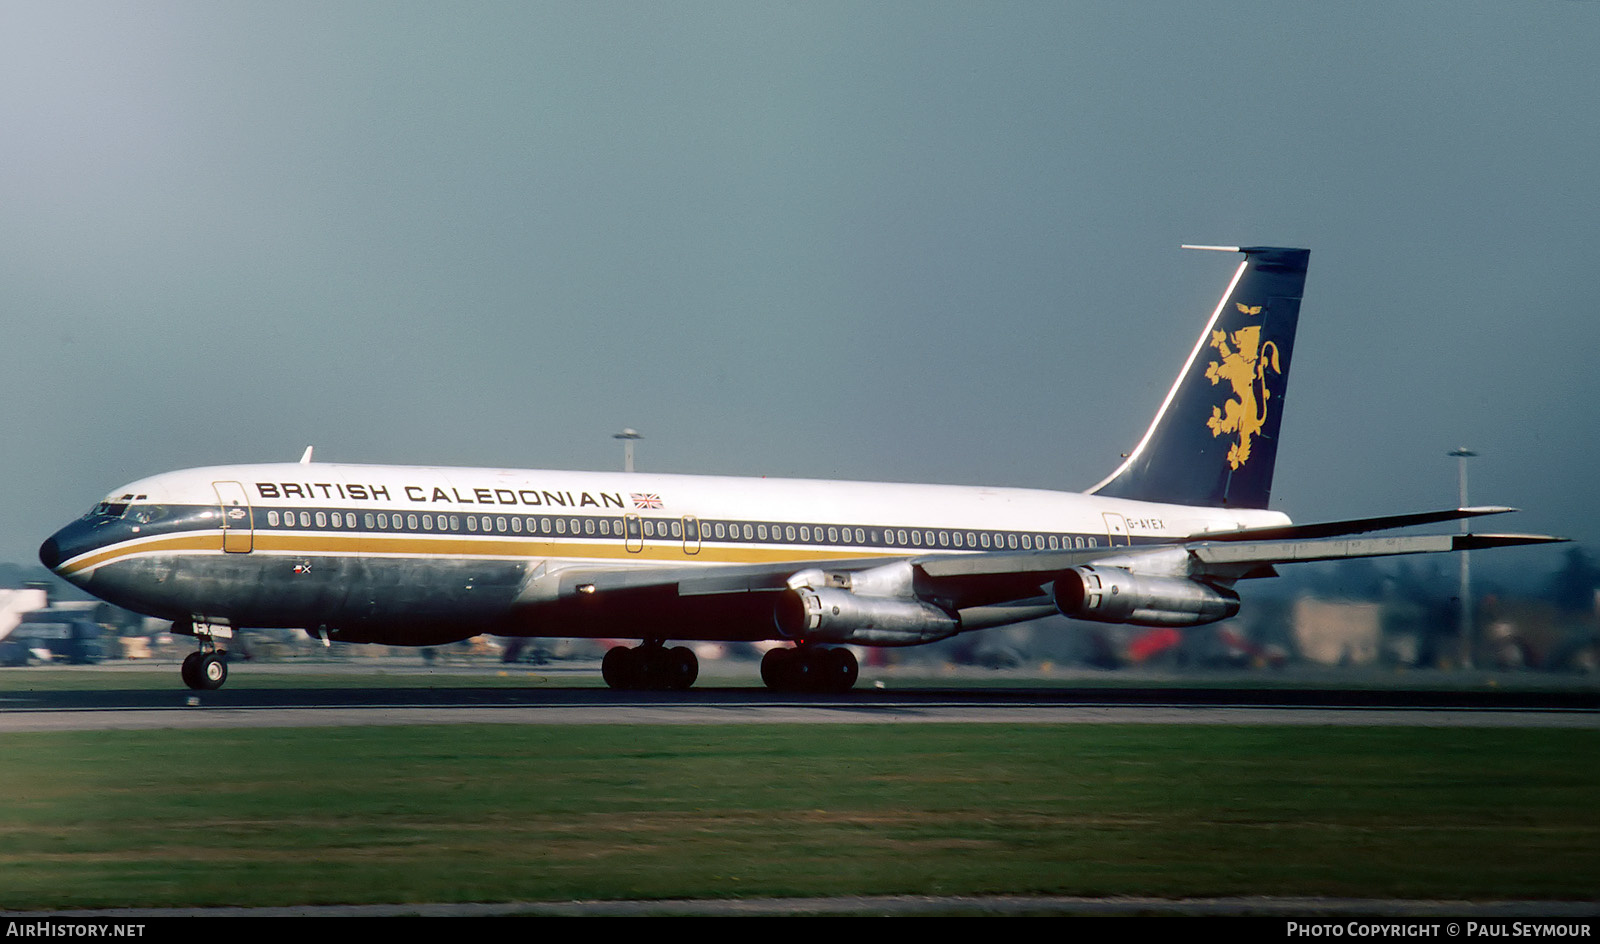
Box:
left=213, top=481, right=254, bottom=553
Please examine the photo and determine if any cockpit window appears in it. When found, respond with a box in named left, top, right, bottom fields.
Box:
left=131, top=505, right=168, bottom=525
left=86, top=502, right=129, bottom=520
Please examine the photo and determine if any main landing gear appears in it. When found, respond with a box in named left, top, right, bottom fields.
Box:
left=761, top=645, right=859, bottom=693
left=601, top=641, right=699, bottom=691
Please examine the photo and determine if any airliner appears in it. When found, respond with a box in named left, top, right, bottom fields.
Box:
left=38, top=246, right=1561, bottom=691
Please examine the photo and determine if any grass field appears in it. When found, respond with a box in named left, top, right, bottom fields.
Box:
left=2, top=723, right=1596, bottom=909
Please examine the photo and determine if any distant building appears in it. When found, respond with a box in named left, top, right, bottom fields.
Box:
left=0, top=586, right=109, bottom=666
left=1291, top=598, right=1381, bottom=666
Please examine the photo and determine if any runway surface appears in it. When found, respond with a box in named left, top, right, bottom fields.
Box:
left=3, top=677, right=1597, bottom=731
left=6, top=669, right=1596, bottom=918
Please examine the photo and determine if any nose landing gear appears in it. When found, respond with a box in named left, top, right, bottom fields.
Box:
left=180, top=649, right=228, bottom=690
left=173, top=618, right=232, bottom=691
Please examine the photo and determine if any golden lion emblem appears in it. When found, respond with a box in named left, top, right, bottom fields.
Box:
left=1204, top=303, right=1280, bottom=469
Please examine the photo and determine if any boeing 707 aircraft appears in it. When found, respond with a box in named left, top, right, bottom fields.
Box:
left=39, top=246, right=1561, bottom=691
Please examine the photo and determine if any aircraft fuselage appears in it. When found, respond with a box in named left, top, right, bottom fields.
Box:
left=41, top=463, right=1286, bottom=645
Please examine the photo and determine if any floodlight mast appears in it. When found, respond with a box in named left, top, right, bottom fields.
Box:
left=614, top=428, right=642, bottom=473
left=1449, top=447, right=1478, bottom=669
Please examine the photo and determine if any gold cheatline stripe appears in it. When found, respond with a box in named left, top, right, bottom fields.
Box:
left=60, top=530, right=898, bottom=575
left=60, top=533, right=222, bottom=577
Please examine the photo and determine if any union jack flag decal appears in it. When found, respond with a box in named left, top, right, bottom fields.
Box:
left=630, top=493, right=663, bottom=509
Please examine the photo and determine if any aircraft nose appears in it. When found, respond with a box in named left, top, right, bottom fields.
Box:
left=39, top=535, right=61, bottom=571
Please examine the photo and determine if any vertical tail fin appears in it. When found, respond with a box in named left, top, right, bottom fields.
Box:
left=1089, top=246, right=1310, bottom=509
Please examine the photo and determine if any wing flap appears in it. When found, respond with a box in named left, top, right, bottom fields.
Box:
left=1192, top=532, right=1565, bottom=566
left=912, top=547, right=1132, bottom=579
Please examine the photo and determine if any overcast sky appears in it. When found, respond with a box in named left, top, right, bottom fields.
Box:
left=2, top=2, right=1596, bottom=577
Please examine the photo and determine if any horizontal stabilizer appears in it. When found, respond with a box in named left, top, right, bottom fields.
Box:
left=1188, top=506, right=1517, bottom=543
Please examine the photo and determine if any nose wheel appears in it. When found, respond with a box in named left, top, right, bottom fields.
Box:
left=180, top=650, right=228, bottom=690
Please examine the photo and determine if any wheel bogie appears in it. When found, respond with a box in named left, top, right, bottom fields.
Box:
left=761, top=645, right=858, bottom=693
left=602, top=644, right=699, bottom=691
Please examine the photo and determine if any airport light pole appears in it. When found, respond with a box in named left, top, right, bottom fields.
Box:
left=1449, top=447, right=1477, bottom=669
left=614, top=428, right=642, bottom=473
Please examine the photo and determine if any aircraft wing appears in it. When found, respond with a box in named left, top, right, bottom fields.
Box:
left=515, top=508, right=1563, bottom=640
left=912, top=509, right=1564, bottom=609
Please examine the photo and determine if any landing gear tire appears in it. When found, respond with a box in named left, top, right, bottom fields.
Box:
left=602, top=644, right=699, bottom=691
left=182, top=650, right=228, bottom=691
left=664, top=646, right=698, bottom=691
left=601, top=645, right=636, bottom=689
left=760, top=646, right=793, bottom=690
left=818, top=647, right=859, bottom=692
left=198, top=652, right=228, bottom=690
left=180, top=651, right=202, bottom=690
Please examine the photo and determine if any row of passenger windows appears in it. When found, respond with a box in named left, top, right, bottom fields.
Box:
left=259, top=509, right=1098, bottom=551
left=264, top=509, right=644, bottom=537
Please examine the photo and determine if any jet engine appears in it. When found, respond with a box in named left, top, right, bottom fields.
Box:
left=1052, top=566, right=1239, bottom=627
left=773, top=586, right=959, bottom=646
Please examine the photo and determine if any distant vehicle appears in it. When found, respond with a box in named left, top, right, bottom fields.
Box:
left=39, top=246, right=1561, bottom=691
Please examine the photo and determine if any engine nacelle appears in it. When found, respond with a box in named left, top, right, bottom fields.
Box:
left=1052, top=566, right=1239, bottom=627
left=773, top=587, right=959, bottom=646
